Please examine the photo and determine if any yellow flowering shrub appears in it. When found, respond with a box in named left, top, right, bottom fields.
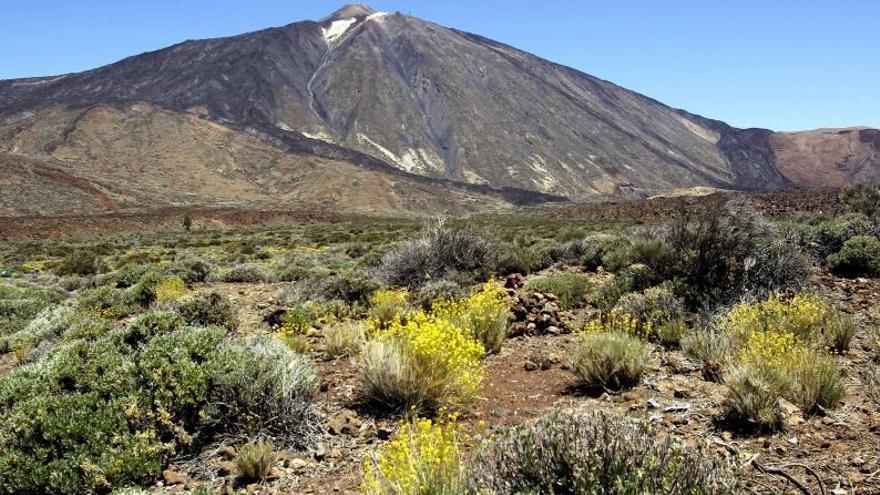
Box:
left=368, top=289, right=411, bottom=334
left=721, top=293, right=853, bottom=352
left=584, top=309, right=649, bottom=339
left=362, top=415, right=465, bottom=495
left=277, top=304, right=312, bottom=352
left=154, top=276, right=187, bottom=305
left=432, top=281, right=510, bottom=353
left=359, top=311, right=485, bottom=412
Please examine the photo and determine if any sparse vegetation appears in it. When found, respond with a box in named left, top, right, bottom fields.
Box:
left=523, top=272, right=593, bottom=309
left=573, top=330, right=650, bottom=391
left=235, top=439, right=277, bottom=481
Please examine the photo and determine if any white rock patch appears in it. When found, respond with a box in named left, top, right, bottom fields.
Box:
left=322, top=18, right=357, bottom=43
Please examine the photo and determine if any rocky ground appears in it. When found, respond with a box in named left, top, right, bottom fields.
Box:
left=143, top=264, right=880, bottom=495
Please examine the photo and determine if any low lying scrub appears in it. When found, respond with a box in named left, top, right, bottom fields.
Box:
left=573, top=329, right=650, bottom=391
left=523, top=272, right=593, bottom=309
left=826, top=235, right=880, bottom=277
left=357, top=312, right=484, bottom=413
left=432, top=281, right=510, bottom=353
left=469, top=411, right=739, bottom=494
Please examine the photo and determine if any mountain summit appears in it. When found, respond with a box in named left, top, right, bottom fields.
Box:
left=0, top=5, right=877, bottom=215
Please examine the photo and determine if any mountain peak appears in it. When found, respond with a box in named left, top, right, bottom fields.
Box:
left=322, top=3, right=376, bottom=21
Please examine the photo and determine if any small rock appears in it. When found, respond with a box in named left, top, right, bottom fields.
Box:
left=218, top=461, right=236, bottom=476
left=162, top=469, right=185, bottom=486
left=218, top=445, right=237, bottom=459
left=288, top=458, right=310, bottom=471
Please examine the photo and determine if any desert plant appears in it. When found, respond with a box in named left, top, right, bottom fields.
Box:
left=324, top=321, right=366, bottom=358
left=56, top=251, right=103, bottom=276
left=432, top=281, right=510, bottom=353
left=721, top=365, right=784, bottom=431
left=524, top=272, right=593, bottom=309
left=357, top=312, right=484, bottom=413
left=235, top=439, right=277, bottom=480
left=681, top=327, right=736, bottom=381
left=368, top=289, right=411, bottom=332
left=826, top=235, right=880, bottom=277
left=164, top=258, right=211, bottom=284
left=362, top=415, right=466, bottom=495
left=613, top=285, right=687, bottom=346
left=321, top=269, right=380, bottom=305
left=174, top=290, right=238, bottom=330
left=222, top=264, right=267, bottom=283
left=573, top=330, right=650, bottom=391
left=469, top=411, right=739, bottom=494
left=154, top=276, right=187, bottom=305
left=417, top=280, right=465, bottom=311
left=815, top=212, right=876, bottom=256
left=378, top=221, right=498, bottom=290
left=841, top=181, right=880, bottom=218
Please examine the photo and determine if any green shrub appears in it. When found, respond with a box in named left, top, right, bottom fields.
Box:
left=164, top=258, right=211, bottom=284
left=841, top=182, right=880, bottom=218
left=573, top=331, right=650, bottom=391
left=496, top=241, right=552, bottom=275
left=469, top=411, right=739, bottom=494
left=321, top=270, right=379, bottom=305
left=418, top=280, right=465, bottom=312
left=174, top=291, right=238, bottom=331
left=681, top=328, right=735, bottom=381
left=815, top=212, right=876, bottom=256
left=613, top=285, right=686, bottom=346
left=721, top=365, right=783, bottom=431
left=826, top=235, right=880, bottom=277
left=112, top=263, right=152, bottom=288
left=235, top=439, right=277, bottom=480
left=56, top=251, right=103, bottom=276
left=595, top=264, right=657, bottom=310
left=524, top=272, right=593, bottom=309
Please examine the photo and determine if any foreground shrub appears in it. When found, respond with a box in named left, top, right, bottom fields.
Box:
left=523, top=272, right=592, bottom=309
left=368, top=289, right=411, bottom=333
left=362, top=415, right=465, bottom=495
left=432, top=281, right=510, bottom=353
left=357, top=312, right=484, bottom=413
left=573, top=330, right=650, bottom=391
left=378, top=221, right=498, bottom=290
left=681, top=327, right=735, bottom=381
left=0, top=325, right=318, bottom=493
left=235, top=439, right=277, bottom=481
left=826, top=235, right=880, bottom=277
left=722, top=331, right=844, bottom=429
left=469, top=411, right=739, bottom=494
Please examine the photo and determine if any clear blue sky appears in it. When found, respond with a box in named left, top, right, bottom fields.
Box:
left=2, top=1, right=877, bottom=131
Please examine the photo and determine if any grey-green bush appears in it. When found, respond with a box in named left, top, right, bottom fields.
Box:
left=826, top=235, right=880, bottom=277
left=469, top=411, right=739, bottom=495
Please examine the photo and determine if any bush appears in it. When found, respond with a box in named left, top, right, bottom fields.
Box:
left=496, top=241, right=552, bottom=275
left=841, top=182, right=880, bottom=218
left=321, top=270, right=380, bottom=306
left=595, top=264, right=657, bottom=310
left=662, top=200, right=809, bottom=309
left=524, top=272, right=593, bottom=309
left=721, top=365, right=783, bottom=431
left=720, top=293, right=855, bottom=353
left=432, top=281, right=511, bottom=353
left=357, top=312, right=484, bottom=413
left=324, top=322, right=365, bottom=358
left=174, top=291, right=238, bottom=331
left=815, top=212, right=876, bottom=256
left=827, top=235, right=880, bottom=277
left=113, top=263, right=151, bottom=288
left=546, top=235, right=605, bottom=266
left=222, top=264, right=267, bottom=283
left=56, top=251, right=103, bottom=276
left=235, top=439, right=277, bottom=481
left=613, top=285, right=686, bottom=346
left=573, top=330, right=650, bottom=391
left=368, top=289, right=411, bottom=332
left=417, top=280, right=465, bottom=311
left=378, top=221, right=498, bottom=290
left=164, top=258, right=211, bottom=284
left=362, top=415, right=465, bottom=495
left=681, top=327, right=735, bottom=381
left=469, top=411, right=739, bottom=494
left=154, top=276, right=187, bottom=305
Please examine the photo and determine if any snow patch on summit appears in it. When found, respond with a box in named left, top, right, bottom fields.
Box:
left=322, top=18, right=357, bottom=43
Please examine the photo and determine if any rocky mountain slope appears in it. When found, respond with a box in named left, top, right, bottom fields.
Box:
left=1, top=3, right=877, bottom=215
